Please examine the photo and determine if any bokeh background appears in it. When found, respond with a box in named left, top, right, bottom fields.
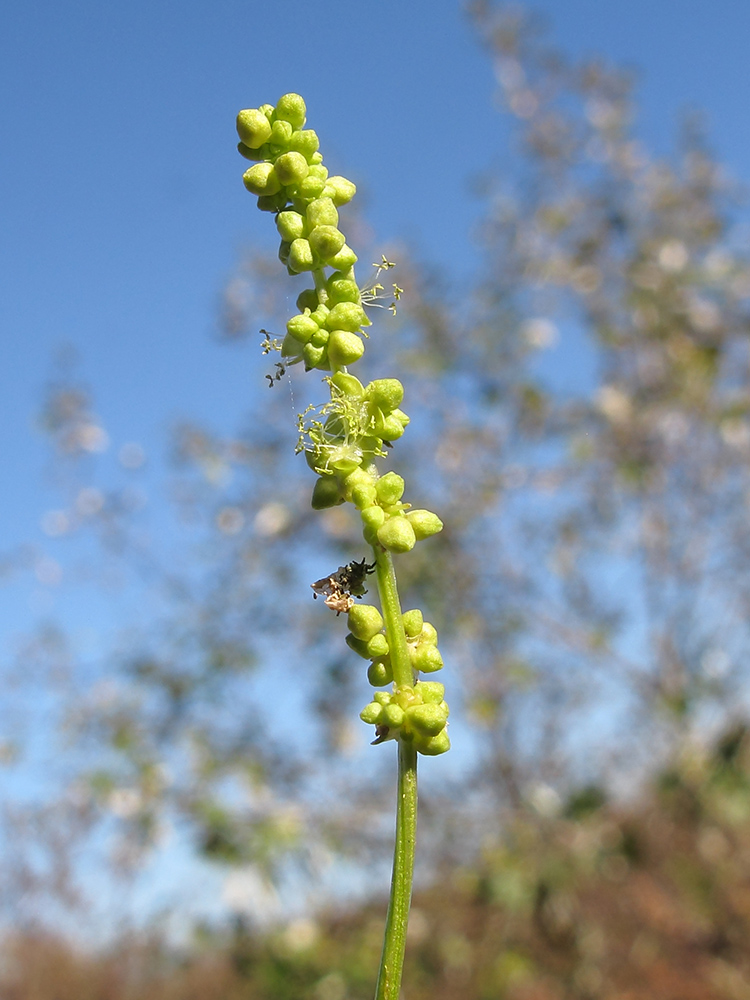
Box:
left=4, top=1, right=750, bottom=997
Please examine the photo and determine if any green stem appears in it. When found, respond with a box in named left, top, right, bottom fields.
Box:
left=373, top=548, right=413, bottom=689
left=375, top=741, right=418, bottom=1000
left=312, top=267, right=329, bottom=304
left=372, top=545, right=418, bottom=999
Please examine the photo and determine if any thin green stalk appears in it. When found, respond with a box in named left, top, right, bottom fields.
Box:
left=373, top=547, right=418, bottom=999
left=236, top=94, right=449, bottom=1000
left=375, top=741, right=418, bottom=1000
left=373, top=548, right=413, bottom=689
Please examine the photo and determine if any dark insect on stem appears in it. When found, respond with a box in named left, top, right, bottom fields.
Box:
left=311, top=558, right=376, bottom=615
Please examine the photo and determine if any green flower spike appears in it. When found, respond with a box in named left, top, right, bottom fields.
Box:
left=237, top=93, right=449, bottom=1000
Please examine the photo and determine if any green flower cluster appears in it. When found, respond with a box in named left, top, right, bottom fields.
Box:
left=359, top=682, right=450, bottom=757
left=347, top=604, right=445, bottom=686
left=238, top=94, right=449, bottom=756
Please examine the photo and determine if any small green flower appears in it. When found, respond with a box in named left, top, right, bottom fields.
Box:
left=270, top=119, right=293, bottom=147
left=308, top=225, right=346, bottom=261
left=347, top=605, right=384, bottom=641
left=306, top=197, right=339, bottom=229
left=311, top=476, right=343, bottom=510
left=328, top=245, right=358, bottom=270
left=360, top=701, right=383, bottom=725
left=413, top=644, right=443, bottom=674
left=288, top=238, right=315, bottom=273
left=236, top=108, right=272, bottom=148
left=376, top=473, right=405, bottom=505
left=368, top=379, right=404, bottom=413
left=273, top=92, right=307, bottom=128
left=289, top=129, right=320, bottom=159
left=377, top=516, right=417, bottom=554
left=324, top=175, right=356, bottom=205
left=366, top=633, right=390, bottom=659
left=368, top=659, right=393, bottom=686
left=274, top=151, right=309, bottom=186
left=406, top=509, right=444, bottom=540
left=328, top=330, right=365, bottom=367
left=277, top=211, right=307, bottom=242
left=243, top=162, right=281, bottom=196
left=415, top=730, right=451, bottom=756
left=402, top=610, right=424, bottom=639
left=416, top=680, right=444, bottom=704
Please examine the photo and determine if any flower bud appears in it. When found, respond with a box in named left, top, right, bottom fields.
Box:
left=286, top=312, right=318, bottom=344
left=308, top=225, right=346, bottom=261
left=377, top=412, right=409, bottom=441
left=289, top=128, right=320, bottom=159
left=327, top=245, right=358, bottom=270
left=243, top=162, right=281, bottom=196
left=373, top=691, right=392, bottom=705
left=310, top=327, right=329, bottom=347
left=269, top=119, right=293, bottom=147
left=310, top=304, right=330, bottom=327
left=352, top=486, right=378, bottom=509
left=366, top=633, right=389, bottom=659
left=361, top=505, right=386, bottom=529
left=368, top=379, right=404, bottom=413
left=296, top=288, right=319, bottom=312
left=274, top=151, right=309, bottom=187
left=302, top=343, right=326, bottom=369
left=406, top=509, right=444, bottom=541
left=347, top=604, right=384, bottom=642
left=416, top=681, right=445, bottom=705
left=274, top=93, right=306, bottom=129
left=383, top=703, right=405, bottom=728
left=377, top=517, right=416, bottom=554
left=340, top=467, right=374, bottom=501
left=360, top=701, right=383, bottom=725
left=416, top=730, right=451, bottom=756
left=288, top=238, right=315, bottom=273
left=257, top=192, right=287, bottom=212
left=324, top=176, right=357, bottom=205
left=331, top=372, right=365, bottom=397
left=368, top=659, right=393, bottom=686
left=327, top=330, right=364, bottom=367
left=276, top=210, right=306, bottom=242
left=297, top=174, right=327, bottom=200
left=325, top=301, right=370, bottom=332
left=236, top=108, right=272, bottom=148
left=419, top=623, right=438, bottom=646
left=306, top=197, right=339, bottom=229
left=328, top=278, right=360, bottom=304
left=375, top=473, right=405, bottom=505
left=237, top=141, right=268, bottom=161
left=414, top=644, right=443, bottom=674
left=281, top=333, right=303, bottom=357
left=407, top=703, right=448, bottom=737
left=346, top=634, right=371, bottom=660
left=402, top=609, right=424, bottom=639
left=393, top=685, right=418, bottom=710
left=331, top=454, right=360, bottom=475
left=311, top=476, right=343, bottom=510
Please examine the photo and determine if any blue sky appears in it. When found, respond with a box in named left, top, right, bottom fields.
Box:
left=3, top=0, right=750, bottom=929
left=3, top=0, right=750, bottom=558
